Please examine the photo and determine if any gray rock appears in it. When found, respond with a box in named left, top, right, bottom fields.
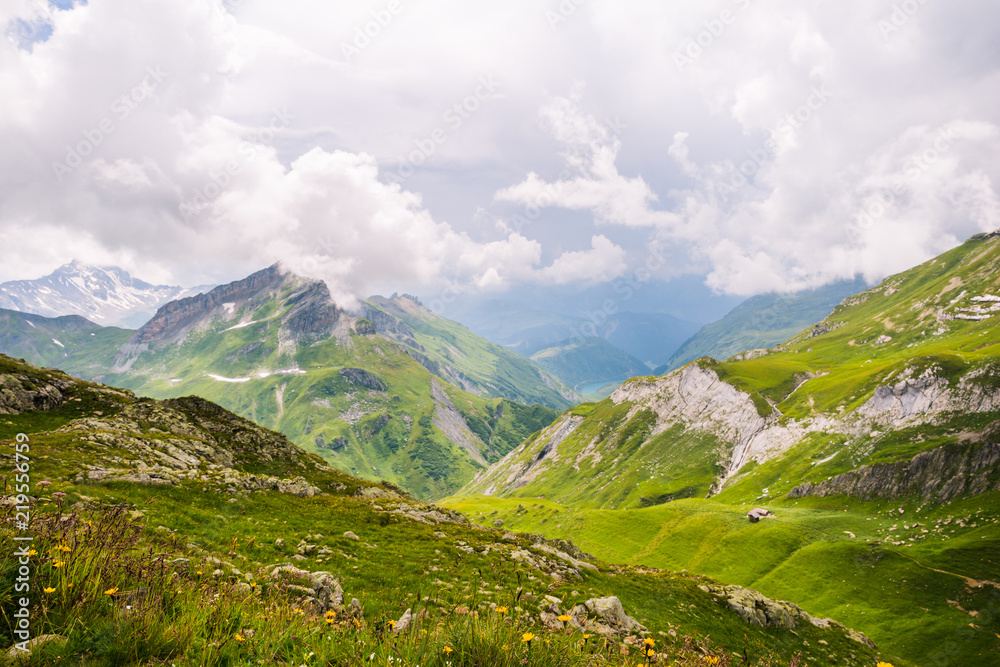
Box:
left=344, top=531, right=360, bottom=541
left=393, top=608, right=413, bottom=634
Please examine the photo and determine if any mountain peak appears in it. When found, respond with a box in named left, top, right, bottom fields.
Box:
left=0, top=262, right=213, bottom=328
left=129, top=264, right=341, bottom=347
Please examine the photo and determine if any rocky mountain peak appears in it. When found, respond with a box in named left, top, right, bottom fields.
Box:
left=128, top=264, right=342, bottom=348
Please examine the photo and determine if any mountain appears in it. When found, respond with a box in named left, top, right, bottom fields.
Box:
left=657, top=278, right=869, bottom=374
left=363, top=294, right=577, bottom=408
left=0, top=264, right=564, bottom=500
left=439, top=278, right=722, bottom=366
left=0, top=260, right=214, bottom=328
left=529, top=336, right=650, bottom=397
left=448, top=231, right=1000, bottom=665
left=0, top=352, right=886, bottom=665
left=0, top=308, right=131, bottom=376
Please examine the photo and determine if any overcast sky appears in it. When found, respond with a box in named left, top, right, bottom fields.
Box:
left=1, top=0, right=998, bottom=308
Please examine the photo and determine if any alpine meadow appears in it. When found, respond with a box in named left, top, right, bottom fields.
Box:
left=2, top=1, right=1000, bottom=666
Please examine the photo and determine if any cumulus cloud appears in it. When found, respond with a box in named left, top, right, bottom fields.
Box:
left=495, top=90, right=680, bottom=228
left=0, top=0, right=998, bottom=302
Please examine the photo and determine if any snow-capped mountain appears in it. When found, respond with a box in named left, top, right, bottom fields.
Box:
left=0, top=261, right=214, bottom=328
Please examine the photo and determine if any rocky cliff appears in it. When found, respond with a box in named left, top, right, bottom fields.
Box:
left=788, top=439, right=1000, bottom=502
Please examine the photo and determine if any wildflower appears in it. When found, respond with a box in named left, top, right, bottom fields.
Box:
left=27, top=549, right=37, bottom=556
left=496, top=605, right=508, bottom=614
left=706, top=658, right=720, bottom=666
left=58, top=545, right=71, bottom=552
left=325, top=610, right=336, bottom=625
left=105, top=587, right=118, bottom=596
left=877, top=663, right=894, bottom=667
left=388, top=619, right=396, bottom=628
left=196, top=570, right=203, bottom=575
left=644, top=637, right=655, bottom=646
left=521, top=632, right=535, bottom=643
left=234, top=633, right=245, bottom=642
left=43, top=587, right=56, bottom=593
left=558, top=614, right=572, bottom=623
left=53, top=492, right=66, bottom=498
left=37, top=481, right=52, bottom=487
left=52, top=561, right=64, bottom=569
left=443, top=646, right=453, bottom=655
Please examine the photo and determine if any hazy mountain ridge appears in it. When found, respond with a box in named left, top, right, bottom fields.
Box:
left=657, top=278, right=870, bottom=374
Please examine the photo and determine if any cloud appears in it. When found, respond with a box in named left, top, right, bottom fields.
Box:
left=537, top=235, right=627, bottom=285
left=0, top=0, right=998, bottom=303
left=495, top=91, right=680, bottom=228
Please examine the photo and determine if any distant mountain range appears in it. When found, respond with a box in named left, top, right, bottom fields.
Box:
left=656, top=278, right=870, bottom=374
left=0, top=260, right=214, bottom=328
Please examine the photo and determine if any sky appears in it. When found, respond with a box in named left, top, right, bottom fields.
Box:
left=1, top=0, right=998, bottom=309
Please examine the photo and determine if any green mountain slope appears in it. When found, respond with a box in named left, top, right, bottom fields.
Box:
left=364, top=294, right=577, bottom=409
left=448, top=230, right=1000, bottom=665
left=0, top=267, right=561, bottom=501
left=658, top=278, right=868, bottom=374
left=96, top=267, right=561, bottom=500
left=0, top=353, right=888, bottom=666
left=0, top=308, right=132, bottom=376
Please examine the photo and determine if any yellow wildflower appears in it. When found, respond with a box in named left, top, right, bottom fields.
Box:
left=234, top=633, right=245, bottom=643
left=443, top=646, right=453, bottom=655
left=558, top=614, right=572, bottom=623
left=43, top=587, right=56, bottom=594
left=52, top=561, right=64, bottom=569
left=877, top=663, right=894, bottom=667
left=104, top=587, right=118, bottom=596
left=496, top=605, right=508, bottom=614
left=521, top=632, right=535, bottom=643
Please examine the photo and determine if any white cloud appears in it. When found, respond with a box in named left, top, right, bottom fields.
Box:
left=538, top=235, right=628, bottom=285
left=495, top=91, right=680, bottom=228
left=0, top=0, right=998, bottom=303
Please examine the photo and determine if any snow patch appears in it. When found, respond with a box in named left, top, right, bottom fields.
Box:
left=51, top=338, right=65, bottom=348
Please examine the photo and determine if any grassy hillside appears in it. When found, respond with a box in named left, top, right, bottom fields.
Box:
left=0, top=309, right=132, bottom=377
left=447, top=231, right=1000, bottom=666
left=0, top=354, right=889, bottom=666
left=366, top=295, right=577, bottom=410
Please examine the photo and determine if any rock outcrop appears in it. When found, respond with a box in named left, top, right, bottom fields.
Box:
left=0, top=373, right=71, bottom=414
left=698, top=584, right=875, bottom=647
left=788, top=440, right=1000, bottom=502
left=538, top=594, right=645, bottom=636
